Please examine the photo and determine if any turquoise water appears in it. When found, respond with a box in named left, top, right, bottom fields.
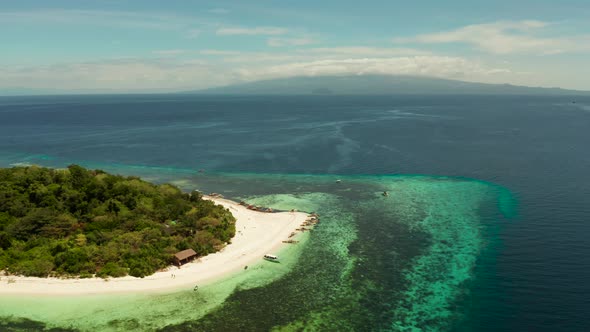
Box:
left=160, top=173, right=513, bottom=331
left=1, top=94, right=561, bottom=330
left=0, top=166, right=514, bottom=331
left=0, top=185, right=312, bottom=332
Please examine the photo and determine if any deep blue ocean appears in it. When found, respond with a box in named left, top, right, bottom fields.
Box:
left=1, top=94, right=589, bottom=331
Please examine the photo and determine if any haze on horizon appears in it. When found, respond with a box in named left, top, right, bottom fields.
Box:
left=1, top=0, right=589, bottom=93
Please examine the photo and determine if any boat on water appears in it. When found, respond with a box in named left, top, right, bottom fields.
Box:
left=263, top=254, right=279, bottom=262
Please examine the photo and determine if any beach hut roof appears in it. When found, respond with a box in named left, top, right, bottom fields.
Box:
left=174, top=248, right=197, bottom=261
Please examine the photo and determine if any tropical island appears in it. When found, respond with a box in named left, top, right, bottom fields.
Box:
left=0, top=165, right=309, bottom=295
left=0, top=165, right=238, bottom=278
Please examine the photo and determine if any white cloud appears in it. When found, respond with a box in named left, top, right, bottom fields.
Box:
left=216, top=26, right=288, bottom=36
left=267, top=37, right=317, bottom=47
left=220, top=53, right=307, bottom=63
left=152, top=49, right=187, bottom=56
left=0, top=59, right=237, bottom=92
left=304, top=47, right=431, bottom=56
left=0, top=9, right=211, bottom=39
left=186, top=29, right=201, bottom=39
left=1, top=10, right=178, bottom=30
left=212, top=47, right=428, bottom=64
left=394, top=20, right=590, bottom=55
left=235, top=56, right=511, bottom=81
left=0, top=56, right=514, bottom=92
left=208, top=8, right=229, bottom=14
left=199, top=50, right=242, bottom=56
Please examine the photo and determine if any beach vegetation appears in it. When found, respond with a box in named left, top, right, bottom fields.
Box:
left=0, top=165, right=236, bottom=278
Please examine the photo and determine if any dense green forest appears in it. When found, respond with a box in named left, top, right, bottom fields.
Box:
left=0, top=165, right=235, bottom=278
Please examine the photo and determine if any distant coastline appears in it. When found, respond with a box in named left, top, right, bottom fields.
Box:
left=3, top=74, right=590, bottom=96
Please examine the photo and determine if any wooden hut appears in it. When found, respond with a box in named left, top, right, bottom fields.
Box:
left=174, top=249, right=197, bottom=266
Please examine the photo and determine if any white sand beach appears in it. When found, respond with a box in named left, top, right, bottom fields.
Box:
left=0, top=197, right=308, bottom=296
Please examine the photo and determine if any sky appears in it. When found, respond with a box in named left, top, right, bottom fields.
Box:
left=1, top=0, right=590, bottom=93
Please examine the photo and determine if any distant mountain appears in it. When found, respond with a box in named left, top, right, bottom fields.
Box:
left=187, top=75, right=590, bottom=96
left=3, top=75, right=588, bottom=97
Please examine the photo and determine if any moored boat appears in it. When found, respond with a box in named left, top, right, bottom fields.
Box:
left=263, top=254, right=279, bottom=262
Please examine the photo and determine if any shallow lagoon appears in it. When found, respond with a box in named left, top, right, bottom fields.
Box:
left=0, top=168, right=514, bottom=331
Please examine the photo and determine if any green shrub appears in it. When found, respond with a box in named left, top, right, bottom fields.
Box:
left=0, top=165, right=236, bottom=278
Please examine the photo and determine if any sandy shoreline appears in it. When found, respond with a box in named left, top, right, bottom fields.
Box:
left=0, top=196, right=308, bottom=296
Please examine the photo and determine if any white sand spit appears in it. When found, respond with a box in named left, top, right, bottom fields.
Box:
left=0, top=197, right=307, bottom=296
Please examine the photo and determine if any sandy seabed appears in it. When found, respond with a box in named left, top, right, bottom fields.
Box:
left=0, top=196, right=308, bottom=296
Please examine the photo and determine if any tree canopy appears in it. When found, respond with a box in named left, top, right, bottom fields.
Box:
left=0, top=165, right=235, bottom=278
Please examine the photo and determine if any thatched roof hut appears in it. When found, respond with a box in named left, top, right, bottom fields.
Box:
left=174, top=248, right=197, bottom=266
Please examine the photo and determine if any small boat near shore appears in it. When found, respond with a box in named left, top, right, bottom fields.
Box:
left=263, top=254, right=279, bottom=262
